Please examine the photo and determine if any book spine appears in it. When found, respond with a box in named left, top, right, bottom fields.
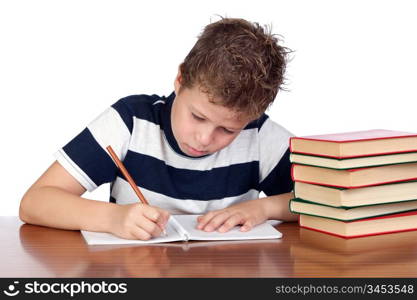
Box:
left=169, top=216, right=190, bottom=241
left=293, top=178, right=417, bottom=189
left=291, top=164, right=295, bottom=182
left=289, top=137, right=294, bottom=153
left=289, top=198, right=297, bottom=215
left=291, top=134, right=417, bottom=143
left=291, top=149, right=417, bottom=159
left=300, top=225, right=417, bottom=239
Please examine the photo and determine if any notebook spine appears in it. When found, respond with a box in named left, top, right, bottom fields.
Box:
left=169, top=216, right=189, bottom=241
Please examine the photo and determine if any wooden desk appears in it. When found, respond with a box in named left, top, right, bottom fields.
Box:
left=2, top=216, right=417, bottom=277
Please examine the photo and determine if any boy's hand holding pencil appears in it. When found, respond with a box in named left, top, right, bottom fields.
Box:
left=109, top=203, right=169, bottom=240
left=106, top=146, right=170, bottom=240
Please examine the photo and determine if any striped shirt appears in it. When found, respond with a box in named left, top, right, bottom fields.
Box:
left=55, top=92, right=293, bottom=214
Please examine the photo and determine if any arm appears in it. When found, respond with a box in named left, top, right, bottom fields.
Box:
left=20, top=161, right=169, bottom=240
left=197, top=192, right=298, bottom=233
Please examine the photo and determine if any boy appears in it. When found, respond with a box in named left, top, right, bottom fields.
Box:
left=20, top=17, right=297, bottom=240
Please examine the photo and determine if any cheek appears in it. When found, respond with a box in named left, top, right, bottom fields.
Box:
left=176, top=115, right=194, bottom=139
left=212, top=134, right=238, bottom=151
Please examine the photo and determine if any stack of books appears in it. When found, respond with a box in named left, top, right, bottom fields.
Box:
left=289, top=129, right=417, bottom=238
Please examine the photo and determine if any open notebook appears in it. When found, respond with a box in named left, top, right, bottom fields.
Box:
left=81, top=215, right=282, bottom=245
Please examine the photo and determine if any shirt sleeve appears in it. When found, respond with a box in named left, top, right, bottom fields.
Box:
left=258, top=118, right=294, bottom=196
left=54, top=100, right=132, bottom=192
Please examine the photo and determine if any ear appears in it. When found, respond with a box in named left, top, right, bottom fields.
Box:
left=174, top=65, right=183, bottom=95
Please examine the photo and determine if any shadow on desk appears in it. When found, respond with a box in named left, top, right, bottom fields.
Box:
left=19, top=223, right=293, bottom=278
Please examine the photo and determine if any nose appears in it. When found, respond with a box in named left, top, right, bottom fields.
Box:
left=196, top=126, right=214, bottom=148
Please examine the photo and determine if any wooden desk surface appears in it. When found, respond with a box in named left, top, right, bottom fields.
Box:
left=2, top=216, right=417, bottom=278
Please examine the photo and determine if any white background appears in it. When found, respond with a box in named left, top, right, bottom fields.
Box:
left=1, top=0, right=416, bottom=216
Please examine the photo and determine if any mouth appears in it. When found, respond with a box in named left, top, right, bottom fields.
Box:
left=184, top=144, right=208, bottom=156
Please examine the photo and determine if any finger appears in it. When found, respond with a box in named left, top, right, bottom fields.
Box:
left=240, top=219, right=254, bottom=232
left=217, top=213, right=244, bottom=233
left=142, top=205, right=163, bottom=222
left=202, top=211, right=231, bottom=232
left=155, top=208, right=171, bottom=228
left=196, top=211, right=217, bottom=229
left=142, top=206, right=167, bottom=234
left=135, top=215, right=163, bottom=237
left=130, top=226, right=152, bottom=241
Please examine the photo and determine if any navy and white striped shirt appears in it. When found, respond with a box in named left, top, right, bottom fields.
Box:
left=55, top=92, right=293, bottom=214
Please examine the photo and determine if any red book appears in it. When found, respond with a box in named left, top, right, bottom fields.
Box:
left=291, top=163, right=417, bottom=188
left=299, top=210, right=417, bottom=238
left=290, top=129, right=417, bottom=159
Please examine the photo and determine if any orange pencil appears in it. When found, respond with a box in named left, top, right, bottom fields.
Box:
left=106, top=145, right=166, bottom=236
left=106, top=145, right=149, bottom=205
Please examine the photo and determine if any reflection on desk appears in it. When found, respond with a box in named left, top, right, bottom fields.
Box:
left=291, top=228, right=417, bottom=277
left=18, top=222, right=294, bottom=277
left=0, top=216, right=415, bottom=277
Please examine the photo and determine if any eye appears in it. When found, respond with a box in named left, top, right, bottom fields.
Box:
left=192, top=113, right=205, bottom=121
left=222, top=128, right=236, bottom=135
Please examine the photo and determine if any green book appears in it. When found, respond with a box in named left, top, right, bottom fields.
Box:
left=290, top=151, right=417, bottom=170
left=290, top=197, right=417, bottom=221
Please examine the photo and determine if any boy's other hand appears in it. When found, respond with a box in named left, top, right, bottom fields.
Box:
left=110, top=203, right=170, bottom=240
left=196, top=199, right=267, bottom=233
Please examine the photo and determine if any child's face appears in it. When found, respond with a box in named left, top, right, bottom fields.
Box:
left=171, top=72, right=252, bottom=157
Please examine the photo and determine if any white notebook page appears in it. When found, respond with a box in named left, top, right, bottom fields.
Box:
left=81, top=215, right=282, bottom=245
